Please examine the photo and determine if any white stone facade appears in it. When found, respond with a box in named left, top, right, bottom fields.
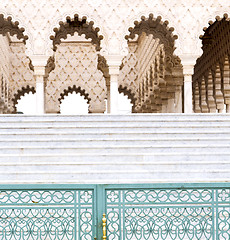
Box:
left=0, top=0, right=228, bottom=113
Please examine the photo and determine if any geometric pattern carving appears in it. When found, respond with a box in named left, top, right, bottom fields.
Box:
left=0, top=0, right=228, bottom=114
left=9, top=43, right=36, bottom=112
left=0, top=0, right=228, bottom=57
left=46, top=43, right=106, bottom=113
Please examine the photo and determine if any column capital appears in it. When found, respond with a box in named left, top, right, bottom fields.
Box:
left=105, top=55, right=123, bottom=75
left=180, top=54, right=199, bottom=76
left=30, top=55, right=50, bottom=75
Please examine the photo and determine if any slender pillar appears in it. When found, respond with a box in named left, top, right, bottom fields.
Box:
left=30, top=55, right=49, bottom=115
left=109, top=73, right=119, bottom=114
left=180, top=55, right=198, bottom=113
left=184, top=72, right=193, bottom=113
left=106, top=55, right=123, bottom=114
left=35, top=73, right=45, bottom=114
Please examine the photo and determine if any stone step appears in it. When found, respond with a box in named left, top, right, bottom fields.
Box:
left=1, top=113, right=230, bottom=121
left=0, top=160, right=228, bottom=170
left=0, top=132, right=230, bottom=140
left=1, top=127, right=230, bottom=134
left=0, top=138, right=230, bottom=147
left=0, top=170, right=228, bottom=183
left=1, top=145, right=230, bottom=154
left=0, top=114, right=229, bottom=184
left=1, top=121, right=230, bottom=128
left=0, top=152, right=230, bottom=162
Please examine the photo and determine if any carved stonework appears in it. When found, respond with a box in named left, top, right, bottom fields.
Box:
left=46, top=42, right=106, bottom=113
left=9, top=42, right=36, bottom=112
left=119, top=20, right=183, bottom=113
left=0, top=15, right=28, bottom=43
left=193, top=15, right=230, bottom=113
left=50, top=15, right=103, bottom=52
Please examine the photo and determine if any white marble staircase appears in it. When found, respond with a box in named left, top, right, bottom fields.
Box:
left=0, top=114, right=230, bottom=183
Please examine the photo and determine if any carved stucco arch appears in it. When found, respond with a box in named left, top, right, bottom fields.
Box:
left=46, top=12, right=108, bottom=56
left=120, top=12, right=182, bottom=57
left=12, top=85, right=35, bottom=113
left=194, top=14, right=230, bottom=81
left=191, top=11, right=230, bottom=58
left=199, top=12, right=230, bottom=37
left=58, top=85, right=91, bottom=113
left=122, top=13, right=182, bottom=79
left=0, top=9, right=33, bottom=55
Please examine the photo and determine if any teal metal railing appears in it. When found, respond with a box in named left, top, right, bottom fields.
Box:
left=0, top=185, right=96, bottom=239
left=0, top=184, right=229, bottom=239
left=105, top=184, right=230, bottom=240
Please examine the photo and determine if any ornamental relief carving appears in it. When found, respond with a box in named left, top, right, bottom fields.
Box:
left=46, top=43, right=106, bottom=113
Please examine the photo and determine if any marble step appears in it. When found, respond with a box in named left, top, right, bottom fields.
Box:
left=1, top=127, right=230, bottom=134
left=0, top=138, right=230, bottom=147
left=1, top=132, right=230, bottom=140
left=0, top=152, right=230, bottom=162
left=1, top=145, right=230, bottom=154
left=1, top=121, right=230, bottom=127
left=0, top=169, right=228, bottom=183
left=1, top=113, right=230, bottom=121
left=0, top=160, right=228, bottom=171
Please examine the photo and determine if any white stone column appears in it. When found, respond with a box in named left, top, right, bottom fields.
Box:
left=106, top=55, right=123, bottom=114
left=180, top=55, right=198, bottom=113
left=184, top=71, right=193, bottom=113
left=30, top=55, right=49, bottom=115
left=109, top=72, right=119, bottom=114
left=35, top=71, right=45, bottom=114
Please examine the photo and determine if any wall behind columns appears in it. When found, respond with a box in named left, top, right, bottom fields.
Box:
left=0, top=0, right=228, bottom=57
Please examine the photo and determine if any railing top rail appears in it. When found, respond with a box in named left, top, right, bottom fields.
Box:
left=0, top=182, right=229, bottom=190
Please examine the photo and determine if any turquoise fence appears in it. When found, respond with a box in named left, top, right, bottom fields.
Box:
left=0, top=184, right=229, bottom=239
